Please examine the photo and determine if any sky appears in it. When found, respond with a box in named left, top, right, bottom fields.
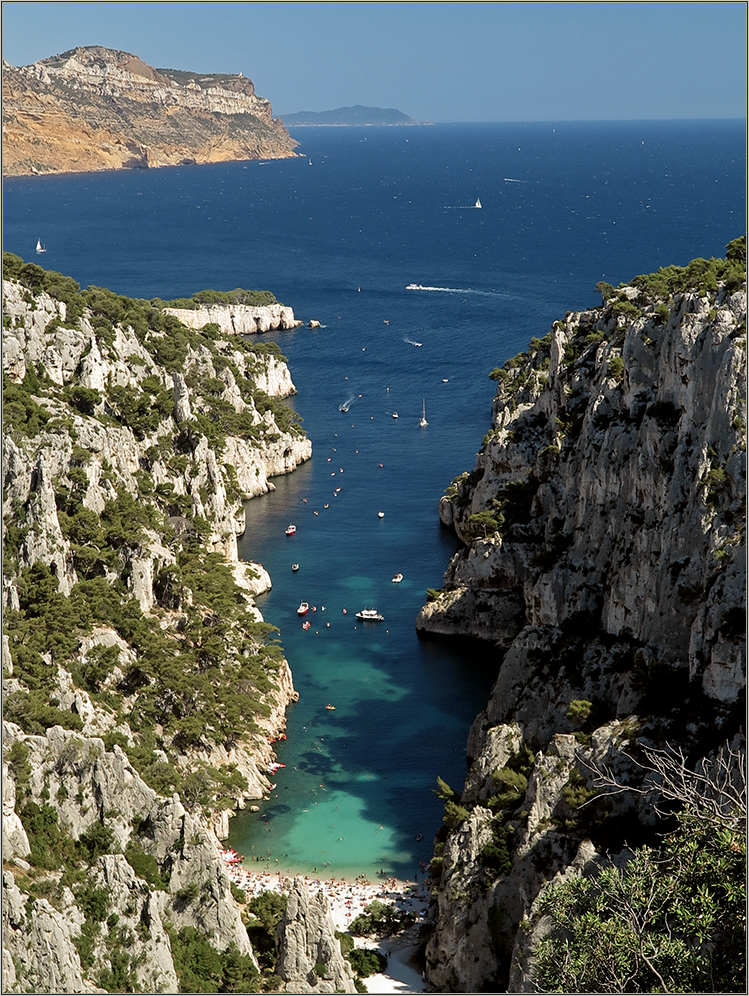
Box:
left=2, top=2, right=746, bottom=122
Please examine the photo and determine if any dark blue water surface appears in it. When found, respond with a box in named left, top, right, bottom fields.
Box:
left=4, top=120, right=744, bottom=879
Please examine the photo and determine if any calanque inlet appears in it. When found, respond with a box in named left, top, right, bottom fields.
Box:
left=2, top=242, right=746, bottom=993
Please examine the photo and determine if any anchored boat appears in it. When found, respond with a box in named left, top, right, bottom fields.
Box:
left=355, top=608, right=384, bottom=621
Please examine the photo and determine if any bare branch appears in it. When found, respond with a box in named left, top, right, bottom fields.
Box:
left=580, top=740, right=746, bottom=829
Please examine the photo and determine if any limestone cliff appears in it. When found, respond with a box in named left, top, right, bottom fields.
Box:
left=275, top=878, right=358, bottom=993
left=164, top=302, right=303, bottom=336
left=417, top=246, right=746, bottom=992
left=2, top=45, right=297, bottom=176
left=1, top=255, right=311, bottom=991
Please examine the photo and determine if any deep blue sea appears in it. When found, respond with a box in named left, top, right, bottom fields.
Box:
left=3, top=120, right=744, bottom=880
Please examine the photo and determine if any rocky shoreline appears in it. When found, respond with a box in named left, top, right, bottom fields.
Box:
left=417, top=247, right=746, bottom=992
left=1, top=256, right=313, bottom=990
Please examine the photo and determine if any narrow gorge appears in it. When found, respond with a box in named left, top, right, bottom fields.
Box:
left=417, top=242, right=746, bottom=992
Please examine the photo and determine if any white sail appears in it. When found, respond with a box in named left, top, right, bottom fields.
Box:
left=475, top=198, right=482, bottom=209
left=35, top=239, right=46, bottom=253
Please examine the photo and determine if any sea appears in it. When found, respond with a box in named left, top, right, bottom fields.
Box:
left=3, top=119, right=744, bottom=881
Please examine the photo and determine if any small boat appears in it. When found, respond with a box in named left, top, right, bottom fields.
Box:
left=297, top=602, right=310, bottom=616
left=474, top=198, right=482, bottom=209
left=356, top=608, right=385, bottom=622
left=285, top=524, right=297, bottom=535
left=35, top=239, right=47, bottom=253
left=392, top=573, right=404, bottom=583
left=325, top=704, right=336, bottom=710
left=392, top=412, right=399, bottom=419
left=339, top=402, right=350, bottom=412
left=420, top=399, right=428, bottom=427
left=378, top=511, right=385, bottom=518
left=302, top=621, right=311, bottom=630
left=292, top=564, right=299, bottom=572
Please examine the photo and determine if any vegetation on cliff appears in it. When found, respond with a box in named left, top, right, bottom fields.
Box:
left=420, top=241, right=746, bottom=993
left=2, top=257, right=311, bottom=991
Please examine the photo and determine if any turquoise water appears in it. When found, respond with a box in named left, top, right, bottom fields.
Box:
left=3, top=120, right=744, bottom=881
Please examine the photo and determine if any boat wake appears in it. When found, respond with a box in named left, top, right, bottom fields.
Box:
left=406, top=283, right=505, bottom=298
left=503, top=177, right=529, bottom=183
left=403, top=337, right=423, bottom=347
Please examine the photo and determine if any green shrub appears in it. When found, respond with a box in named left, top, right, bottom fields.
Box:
left=533, top=811, right=746, bottom=994
left=336, top=930, right=355, bottom=956
left=347, top=947, right=387, bottom=978
left=65, top=384, right=102, bottom=416
left=566, top=699, right=592, bottom=726
left=169, top=926, right=260, bottom=993
left=2, top=373, right=50, bottom=437
left=607, top=355, right=624, bottom=381
left=480, top=821, right=512, bottom=877
left=125, top=839, right=167, bottom=889
left=174, top=881, right=200, bottom=906
left=611, top=299, right=641, bottom=321
left=349, top=900, right=415, bottom=937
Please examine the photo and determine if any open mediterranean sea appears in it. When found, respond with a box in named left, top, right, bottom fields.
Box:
left=3, top=120, right=744, bottom=880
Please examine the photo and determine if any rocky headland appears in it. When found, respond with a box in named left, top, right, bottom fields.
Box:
left=417, top=243, right=746, bottom=992
left=280, top=105, right=423, bottom=127
left=164, top=302, right=303, bottom=337
left=0, top=253, right=329, bottom=991
left=2, top=45, right=297, bottom=177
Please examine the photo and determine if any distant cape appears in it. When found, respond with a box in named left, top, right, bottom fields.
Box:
left=279, top=105, right=429, bottom=127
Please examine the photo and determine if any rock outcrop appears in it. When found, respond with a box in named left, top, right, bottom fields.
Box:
left=2, top=720, right=251, bottom=994
left=418, top=250, right=746, bottom=992
left=2, top=45, right=297, bottom=176
left=164, top=303, right=303, bottom=336
left=275, top=878, right=358, bottom=993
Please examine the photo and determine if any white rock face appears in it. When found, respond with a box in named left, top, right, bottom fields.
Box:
left=1, top=275, right=315, bottom=991
left=2, top=764, right=30, bottom=860
left=275, top=878, right=357, bottom=993
left=164, top=303, right=302, bottom=336
left=419, top=278, right=746, bottom=992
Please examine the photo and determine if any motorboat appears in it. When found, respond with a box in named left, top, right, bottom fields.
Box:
left=392, top=412, right=399, bottom=419
left=302, top=620, right=311, bottom=630
left=325, top=703, right=336, bottom=710
left=297, top=602, right=309, bottom=616
left=285, top=524, right=297, bottom=535
left=356, top=608, right=384, bottom=621
left=391, top=573, right=404, bottom=583
left=378, top=511, right=385, bottom=518
left=292, top=564, right=299, bottom=572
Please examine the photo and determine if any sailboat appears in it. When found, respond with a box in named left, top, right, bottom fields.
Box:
left=420, top=399, right=428, bottom=427
left=35, top=239, right=47, bottom=253
left=474, top=198, right=482, bottom=209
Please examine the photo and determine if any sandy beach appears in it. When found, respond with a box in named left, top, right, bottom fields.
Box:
left=221, top=854, right=431, bottom=993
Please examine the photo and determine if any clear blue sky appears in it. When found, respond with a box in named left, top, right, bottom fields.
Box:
left=2, top=2, right=746, bottom=121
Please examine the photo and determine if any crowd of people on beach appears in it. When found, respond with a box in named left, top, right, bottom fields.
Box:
left=220, top=852, right=431, bottom=930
